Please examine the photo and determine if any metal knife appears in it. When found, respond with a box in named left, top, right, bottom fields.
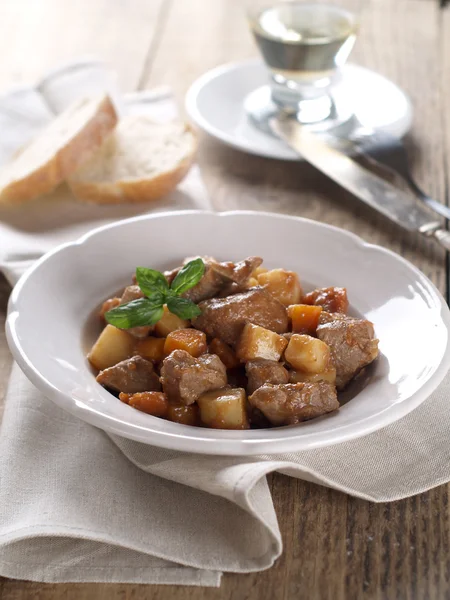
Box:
left=269, top=114, right=450, bottom=251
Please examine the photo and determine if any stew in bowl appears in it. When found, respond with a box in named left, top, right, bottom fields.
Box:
left=89, top=255, right=379, bottom=430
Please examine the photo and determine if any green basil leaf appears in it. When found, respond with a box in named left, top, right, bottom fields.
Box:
left=105, top=298, right=164, bottom=329
left=138, top=289, right=166, bottom=307
left=167, top=296, right=202, bottom=320
left=170, top=258, right=205, bottom=295
left=135, top=267, right=169, bottom=298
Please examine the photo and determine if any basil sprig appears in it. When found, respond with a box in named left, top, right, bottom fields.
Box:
left=104, top=298, right=164, bottom=329
left=105, top=258, right=205, bottom=329
left=171, top=259, right=206, bottom=295
left=167, top=296, right=202, bottom=320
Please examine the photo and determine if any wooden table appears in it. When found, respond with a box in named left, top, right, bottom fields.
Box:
left=1, top=0, right=450, bottom=598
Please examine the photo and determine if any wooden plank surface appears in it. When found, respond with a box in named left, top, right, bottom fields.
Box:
left=443, top=4, right=450, bottom=298
left=1, top=0, right=449, bottom=599
left=0, top=0, right=166, bottom=92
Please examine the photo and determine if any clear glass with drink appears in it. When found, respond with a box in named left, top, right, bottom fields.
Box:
left=245, top=1, right=359, bottom=131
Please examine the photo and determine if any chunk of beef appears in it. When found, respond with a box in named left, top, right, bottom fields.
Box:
left=215, top=258, right=265, bottom=298
left=96, top=356, right=161, bottom=393
left=303, top=287, right=349, bottom=314
left=246, top=359, right=289, bottom=394
left=316, top=312, right=379, bottom=390
left=160, top=349, right=227, bottom=405
left=249, top=382, right=339, bottom=426
left=121, top=285, right=144, bottom=303
left=163, top=268, right=179, bottom=286
left=165, top=256, right=263, bottom=303
left=192, top=287, right=288, bottom=346
left=229, top=256, right=263, bottom=285
left=189, top=256, right=263, bottom=302
left=120, top=285, right=153, bottom=338
left=216, top=282, right=247, bottom=298
left=184, top=260, right=235, bottom=303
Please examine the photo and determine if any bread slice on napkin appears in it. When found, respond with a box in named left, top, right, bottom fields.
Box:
left=68, top=116, right=197, bottom=204
left=0, top=94, right=117, bottom=204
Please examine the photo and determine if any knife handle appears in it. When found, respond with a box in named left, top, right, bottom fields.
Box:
left=432, top=229, right=450, bottom=252
left=420, top=224, right=450, bottom=251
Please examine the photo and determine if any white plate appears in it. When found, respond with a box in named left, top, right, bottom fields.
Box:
left=6, top=211, right=450, bottom=455
left=186, top=60, right=413, bottom=161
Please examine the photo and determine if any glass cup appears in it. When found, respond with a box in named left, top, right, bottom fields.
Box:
left=245, top=1, right=359, bottom=132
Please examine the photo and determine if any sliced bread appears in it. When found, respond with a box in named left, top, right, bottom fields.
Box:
left=0, top=94, right=117, bottom=205
left=68, top=116, right=197, bottom=204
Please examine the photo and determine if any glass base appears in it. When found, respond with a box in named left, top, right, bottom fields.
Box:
left=244, top=84, right=354, bottom=136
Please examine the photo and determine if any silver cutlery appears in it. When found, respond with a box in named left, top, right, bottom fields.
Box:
left=343, top=116, right=450, bottom=221
left=269, top=113, right=450, bottom=251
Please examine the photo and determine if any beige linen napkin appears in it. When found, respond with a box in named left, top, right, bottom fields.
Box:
left=1, top=61, right=450, bottom=587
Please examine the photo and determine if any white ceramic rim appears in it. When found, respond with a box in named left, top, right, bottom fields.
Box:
left=6, top=210, right=450, bottom=456
left=185, top=59, right=414, bottom=161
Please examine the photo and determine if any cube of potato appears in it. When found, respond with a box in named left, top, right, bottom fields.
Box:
left=284, top=334, right=333, bottom=374
left=134, top=337, right=166, bottom=362
left=154, top=305, right=189, bottom=337
left=247, top=277, right=259, bottom=288
left=167, top=403, right=201, bottom=426
left=289, top=368, right=336, bottom=385
left=88, top=325, right=135, bottom=371
left=119, top=391, right=169, bottom=417
left=197, top=387, right=249, bottom=429
left=236, top=323, right=288, bottom=362
left=209, top=338, right=240, bottom=369
left=257, top=269, right=302, bottom=306
left=164, top=329, right=207, bottom=358
left=287, top=304, right=323, bottom=335
left=252, top=266, right=268, bottom=278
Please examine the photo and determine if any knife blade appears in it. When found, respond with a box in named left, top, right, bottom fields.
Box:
left=269, top=114, right=450, bottom=251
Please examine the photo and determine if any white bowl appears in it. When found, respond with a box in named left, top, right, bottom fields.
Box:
left=6, top=211, right=450, bottom=455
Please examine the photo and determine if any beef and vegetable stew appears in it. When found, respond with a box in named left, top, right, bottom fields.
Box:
left=87, top=256, right=379, bottom=429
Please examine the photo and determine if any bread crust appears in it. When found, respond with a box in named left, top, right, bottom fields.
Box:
left=0, top=95, right=117, bottom=204
left=68, top=122, right=197, bottom=204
